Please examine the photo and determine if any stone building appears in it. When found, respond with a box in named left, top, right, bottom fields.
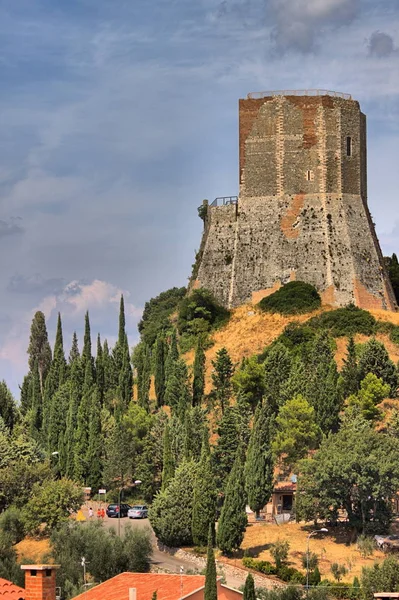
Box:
left=193, top=90, right=396, bottom=311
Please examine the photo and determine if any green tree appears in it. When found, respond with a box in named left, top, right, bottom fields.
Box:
left=211, top=347, right=234, bottom=414
left=165, top=359, right=191, bottom=417
left=233, top=355, right=265, bottom=412
left=96, top=334, right=105, bottom=401
left=245, top=402, right=274, bottom=517
left=165, top=330, right=179, bottom=381
left=136, top=411, right=167, bottom=502
left=22, top=478, right=83, bottom=535
left=28, top=311, right=52, bottom=395
left=0, top=381, right=17, bottom=431
left=361, top=556, right=399, bottom=600
left=139, top=343, right=151, bottom=411
left=138, top=287, right=186, bottom=347
left=270, top=539, right=290, bottom=569
left=193, top=335, right=206, bottom=406
left=204, top=525, right=217, bottom=600
left=69, top=331, right=80, bottom=364
left=341, top=337, right=360, bottom=397
left=296, top=414, right=399, bottom=531
left=192, top=428, right=217, bottom=546
left=347, top=373, right=390, bottom=421
left=263, top=343, right=293, bottom=411
left=273, top=395, right=321, bottom=469
left=86, top=386, right=103, bottom=490
left=47, top=380, right=70, bottom=459
left=243, top=574, right=256, bottom=600
left=386, top=253, right=399, bottom=304
left=149, top=460, right=198, bottom=547
left=73, top=361, right=93, bottom=482
left=154, top=335, right=166, bottom=407
left=358, top=338, right=398, bottom=397
left=82, top=311, right=94, bottom=378
left=161, top=422, right=175, bottom=491
left=217, top=444, right=247, bottom=554
left=212, top=406, right=240, bottom=493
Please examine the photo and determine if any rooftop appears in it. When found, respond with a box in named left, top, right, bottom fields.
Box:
left=247, top=89, right=352, bottom=100
left=0, top=578, right=25, bottom=600
left=72, top=573, right=207, bottom=600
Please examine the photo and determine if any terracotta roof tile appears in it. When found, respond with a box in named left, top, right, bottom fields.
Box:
left=72, top=573, right=206, bottom=600
left=0, top=578, right=25, bottom=600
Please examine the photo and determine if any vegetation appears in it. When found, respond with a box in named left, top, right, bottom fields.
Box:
left=177, top=288, right=230, bottom=349
left=258, top=281, right=321, bottom=315
left=138, top=286, right=186, bottom=346
left=308, top=305, right=377, bottom=337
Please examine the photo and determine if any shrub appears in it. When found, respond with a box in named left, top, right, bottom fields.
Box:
left=0, top=506, right=25, bottom=544
left=270, top=539, right=290, bottom=568
left=177, top=288, right=230, bottom=337
left=138, top=287, right=186, bottom=346
left=301, top=551, right=319, bottom=571
left=271, top=323, right=315, bottom=353
left=276, top=566, right=305, bottom=583
left=390, top=326, right=399, bottom=345
left=331, top=563, right=347, bottom=582
left=242, top=557, right=277, bottom=575
left=258, top=282, right=321, bottom=316
left=308, top=305, right=376, bottom=337
left=356, top=534, right=375, bottom=558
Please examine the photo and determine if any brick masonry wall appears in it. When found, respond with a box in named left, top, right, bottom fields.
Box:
left=195, top=94, right=396, bottom=311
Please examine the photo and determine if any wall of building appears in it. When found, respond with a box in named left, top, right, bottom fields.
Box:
left=195, top=94, right=396, bottom=311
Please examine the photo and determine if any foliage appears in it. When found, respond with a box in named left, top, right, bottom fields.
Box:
left=177, top=288, right=230, bottom=337
left=386, top=253, right=399, bottom=304
left=301, top=551, right=319, bottom=571
left=242, top=557, right=277, bottom=575
left=22, top=478, right=83, bottom=535
left=161, top=422, right=175, bottom=491
left=149, top=460, right=198, bottom=547
left=258, top=282, right=321, bottom=315
left=193, top=335, right=206, bottom=406
left=356, top=534, right=375, bottom=558
left=331, top=563, right=347, bottom=582
left=154, top=335, right=166, bottom=407
left=361, top=556, right=399, bottom=600
left=309, top=305, right=376, bottom=337
left=233, top=356, right=265, bottom=412
left=204, top=526, right=217, bottom=600
left=138, top=286, right=186, bottom=347
left=390, top=326, right=399, bottom=345
left=243, top=574, right=256, bottom=600
left=296, top=415, right=399, bottom=531
left=51, top=521, right=152, bottom=599
left=0, top=382, right=18, bottom=431
left=211, top=347, right=234, bottom=414
left=263, top=343, right=292, bottom=410
left=273, top=395, right=321, bottom=468
left=0, top=460, right=51, bottom=512
left=192, top=429, right=217, bottom=546
left=28, top=311, right=52, bottom=395
left=270, top=539, right=290, bottom=569
left=347, top=374, right=390, bottom=421
left=245, top=403, right=274, bottom=516
left=217, top=445, right=247, bottom=554
left=212, top=406, right=241, bottom=493
left=340, top=337, right=360, bottom=398
left=271, top=323, right=315, bottom=354
left=0, top=506, right=25, bottom=544
left=358, top=338, right=398, bottom=397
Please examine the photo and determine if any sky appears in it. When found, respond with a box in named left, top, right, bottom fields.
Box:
left=0, top=0, right=398, bottom=397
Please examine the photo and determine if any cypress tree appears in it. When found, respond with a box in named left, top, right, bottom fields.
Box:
left=387, top=253, right=399, bottom=303
left=245, top=402, right=274, bottom=518
left=30, top=360, right=42, bottom=434
left=28, top=311, right=52, bottom=395
left=82, top=311, right=94, bottom=378
left=243, top=574, right=256, bottom=600
left=47, top=380, right=70, bottom=456
left=280, top=356, right=308, bottom=407
left=69, top=331, right=80, bottom=364
left=165, top=330, right=179, bottom=381
left=264, top=342, right=292, bottom=411
left=212, top=406, right=240, bottom=493
left=102, top=339, right=113, bottom=396
left=96, top=334, right=104, bottom=398
left=64, top=350, right=82, bottom=477
left=192, top=427, right=217, bottom=546
left=217, top=444, right=248, bottom=554
left=341, top=336, right=359, bottom=397
left=53, top=313, right=67, bottom=387
left=154, top=335, right=166, bottom=407
left=211, top=347, right=234, bottom=414
left=73, top=361, right=93, bottom=482
left=204, top=525, right=217, bottom=600
left=86, top=386, right=103, bottom=490
left=165, top=359, right=191, bottom=418
left=19, top=373, right=32, bottom=415
left=161, top=422, right=175, bottom=490
left=193, top=335, right=206, bottom=406
left=43, top=313, right=67, bottom=446
left=358, top=338, right=398, bottom=396
left=184, top=406, right=205, bottom=462
left=139, top=343, right=151, bottom=411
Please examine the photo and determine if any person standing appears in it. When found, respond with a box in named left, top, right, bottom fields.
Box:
left=89, top=507, right=93, bottom=519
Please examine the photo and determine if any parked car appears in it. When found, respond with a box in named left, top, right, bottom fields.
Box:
left=106, top=503, right=131, bottom=518
left=374, top=534, right=399, bottom=551
left=128, top=505, right=148, bottom=519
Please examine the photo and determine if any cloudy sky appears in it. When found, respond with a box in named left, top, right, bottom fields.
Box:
left=1, top=0, right=398, bottom=396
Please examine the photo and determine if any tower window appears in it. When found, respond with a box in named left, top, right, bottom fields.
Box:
left=306, top=170, right=314, bottom=181
left=346, top=136, right=352, bottom=156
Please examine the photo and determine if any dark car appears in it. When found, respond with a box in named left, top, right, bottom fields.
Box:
left=106, top=503, right=131, bottom=518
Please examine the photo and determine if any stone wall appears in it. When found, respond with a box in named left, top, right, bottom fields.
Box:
left=195, top=94, right=396, bottom=311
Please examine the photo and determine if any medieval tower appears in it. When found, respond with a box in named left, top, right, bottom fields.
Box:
left=193, top=90, right=396, bottom=311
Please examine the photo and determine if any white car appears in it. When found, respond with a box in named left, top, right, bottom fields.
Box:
left=128, top=505, right=148, bottom=519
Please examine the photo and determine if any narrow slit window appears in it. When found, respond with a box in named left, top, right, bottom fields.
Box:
left=306, top=170, right=314, bottom=181
left=346, top=136, right=352, bottom=156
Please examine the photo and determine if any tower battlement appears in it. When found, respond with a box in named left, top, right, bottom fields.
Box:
left=193, top=93, right=396, bottom=311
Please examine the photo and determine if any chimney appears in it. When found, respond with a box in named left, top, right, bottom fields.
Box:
left=129, top=589, right=137, bottom=600
left=21, top=565, right=60, bottom=600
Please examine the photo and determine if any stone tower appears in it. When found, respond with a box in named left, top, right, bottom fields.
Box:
left=193, top=91, right=396, bottom=311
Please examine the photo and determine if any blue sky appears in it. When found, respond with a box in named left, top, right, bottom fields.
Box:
left=1, top=0, right=398, bottom=396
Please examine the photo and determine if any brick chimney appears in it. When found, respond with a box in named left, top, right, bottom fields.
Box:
left=21, top=565, right=60, bottom=600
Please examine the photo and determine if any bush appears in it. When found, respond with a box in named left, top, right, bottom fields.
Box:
left=356, top=534, right=375, bottom=558
left=177, top=288, right=230, bottom=337
left=0, top=506, right=25, bottom=544
left=270, top=539, right=290, bottom=568
left=258, top=282, right=321, bottom=316
left=138, top=287, right=186, bottom=346
left=308, top=305, right=376, bottom=337
left=390, top=326, right=399, bottom=345
left=242, top=557, right=277, bottom=575
left=276, top=566, right=305, bottom=583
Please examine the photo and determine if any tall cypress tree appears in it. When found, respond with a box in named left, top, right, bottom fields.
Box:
left=43, top=313, right=67, bottom=446
left=139, top=343, right=151, bottom=411
left=165, top=359, right=191, bottom=418
left=341, top=336, right=359, bottom=397
left=264, top=342, right=292, bottom=411
left=211, top=347, right=234, bottom=414
left=245, top=402, right=274, bottom=518
left=193, top=335, right=206, bottom=406
left=30, top=360, right=43, bottom=434
left=165, top=330, right=179, bottom=381
left=27, top=311, right=52, bottom=396
left=102, top=339, right=113, bottom=396
left=64, top=347, right=83, bottom=478
left=204, top=525, right=217, bottom=600
left=73, top=360, right=93, bottom=482
left=216, top=444, right=248, bottom=555
left=192, top=427, right=217, bottom=546
left=86, top=386, right=103, bottom=490
left=154, top=335, right=166, bottom=407
left=82, top=311, right=94, bottom=379
left=161, top=422, right=175, bottom=491
left=96, top=334, right=105, bottom=401
left=69, top=332, right=80, bottom=364
left=212, top=406, right=240, bottom=493
left=243, top=574, right=256, bottom=600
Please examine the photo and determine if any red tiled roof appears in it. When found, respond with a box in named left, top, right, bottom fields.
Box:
left=274, top=482, right=296, bottom=492
left=72, top=573, right=206, bottom=600
left=0, top=578, right=25, bottom=600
